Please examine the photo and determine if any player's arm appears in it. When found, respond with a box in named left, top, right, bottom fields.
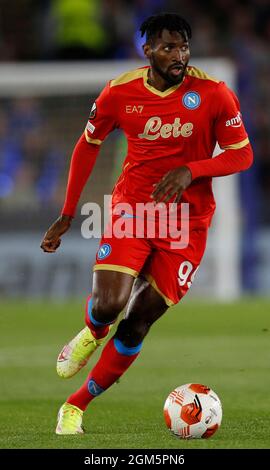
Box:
left=40, top=135, right=100, bottom=253
left=184, top=83, right=253, bottom=181
left=152, top=83, right=253, bottom=203
left=41, top=83, right=117, bottom=253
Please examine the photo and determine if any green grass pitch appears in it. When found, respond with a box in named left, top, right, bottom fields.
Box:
left=0, top=298, right=269, bottom=449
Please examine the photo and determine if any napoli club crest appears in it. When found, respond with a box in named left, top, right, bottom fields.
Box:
left=182, top=92, right=201, bottom=110
left=97, top=243, right=112, bottom=260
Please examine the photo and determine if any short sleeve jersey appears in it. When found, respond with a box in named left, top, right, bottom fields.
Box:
left=84, top=66, right=249, bottom=227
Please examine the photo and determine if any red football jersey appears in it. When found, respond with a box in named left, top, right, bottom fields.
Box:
left=84, top=65, right=249, bottom=228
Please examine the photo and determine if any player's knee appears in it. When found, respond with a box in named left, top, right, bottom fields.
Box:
left=115, top=318, right=150, bottom=346
left=91, top=294, right=127, bottom=324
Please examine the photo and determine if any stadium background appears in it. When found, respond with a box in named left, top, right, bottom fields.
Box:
left=0, top=0, right=270, bottom=449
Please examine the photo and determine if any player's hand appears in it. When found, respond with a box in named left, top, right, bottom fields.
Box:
left=40, top=215, right=73, bottom=253
left=151, top=166, right=192, bottom=204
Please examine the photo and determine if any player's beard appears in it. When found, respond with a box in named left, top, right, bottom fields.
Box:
left=151, top=55, right=187, bottom=86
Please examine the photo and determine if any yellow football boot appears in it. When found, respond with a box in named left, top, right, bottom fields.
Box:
left=56, top=403, right=84, bottom=435
left=56, top=326, right=107, bottom=378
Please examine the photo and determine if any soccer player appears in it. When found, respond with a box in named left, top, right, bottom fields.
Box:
left=40, top=13, right=253, bottom=434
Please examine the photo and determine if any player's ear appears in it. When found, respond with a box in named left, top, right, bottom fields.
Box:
left=143, top=43, right=151, bottom=59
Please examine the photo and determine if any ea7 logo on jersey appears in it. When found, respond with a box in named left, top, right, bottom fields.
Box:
left=126, top=105, right=144, bottom=113
left=138, top=116, right=193, bottom=140
left=226, top=111, right=242, bottom=128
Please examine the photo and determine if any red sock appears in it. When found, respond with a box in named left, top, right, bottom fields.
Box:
left=85, top=294, right=111, bottom=340
left=67, top=337, right=142, bottom=411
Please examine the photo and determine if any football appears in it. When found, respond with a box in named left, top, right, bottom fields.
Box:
left=163, top=383, right=222, bottom=439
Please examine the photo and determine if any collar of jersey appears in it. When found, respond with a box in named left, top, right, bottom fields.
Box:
left=142, top=67, right=185, bottom=97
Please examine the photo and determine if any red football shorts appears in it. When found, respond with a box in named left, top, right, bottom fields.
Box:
left=93, top=216, right=208, bottom=306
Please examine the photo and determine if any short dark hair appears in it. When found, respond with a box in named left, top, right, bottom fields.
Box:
left=140, top=13, right=192, bottom=44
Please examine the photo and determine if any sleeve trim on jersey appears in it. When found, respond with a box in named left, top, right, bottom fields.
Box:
left=221, top=137, right=249, bottom=150
left=93, top=264, right=139, bottom=278
left=84, top=129, right=102, bottom=145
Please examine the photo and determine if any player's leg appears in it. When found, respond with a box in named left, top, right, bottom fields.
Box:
left=56, top=270, right=135, bottom=379
left=56, top=221, right=153, bottom=433
left=57, top=223, right=151, bottom=379
left=115, top=275, right=168, bottom=347
left=56, top=276, right=168, bottom=434
left=56, top=269, right=135, bottom=434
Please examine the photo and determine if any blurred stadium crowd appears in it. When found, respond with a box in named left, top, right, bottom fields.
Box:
left=1, top=0, right=270, bottom=61
left=0, top=0, right=269, bottom=294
